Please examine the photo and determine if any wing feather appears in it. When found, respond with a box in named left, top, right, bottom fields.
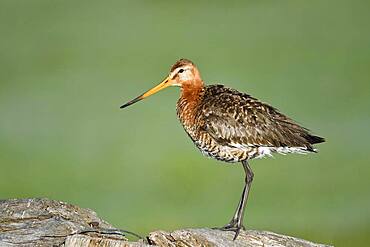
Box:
left=199, top=85, right=316, bottom=150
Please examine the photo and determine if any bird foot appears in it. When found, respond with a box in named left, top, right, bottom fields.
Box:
left=212, top=222, right=245, bottom=240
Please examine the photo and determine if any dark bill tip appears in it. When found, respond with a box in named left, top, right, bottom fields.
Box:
left=120, top=95, right=143, bottom=109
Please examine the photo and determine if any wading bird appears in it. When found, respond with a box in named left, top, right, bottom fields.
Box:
left=120, top=59, right=324, bottom=240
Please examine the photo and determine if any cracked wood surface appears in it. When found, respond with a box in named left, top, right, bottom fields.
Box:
left=0, top=198, right=333, bottom=247
left=147, top=229, right=332, bottom=247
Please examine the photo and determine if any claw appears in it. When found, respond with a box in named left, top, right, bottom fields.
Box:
left=232, top=227, right=242, bottom=240
left=212, top=219, right=237, bottom=230
left=212, top=222, right=245, bottom=240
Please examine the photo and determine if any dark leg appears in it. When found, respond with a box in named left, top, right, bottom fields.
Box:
left=215, top=160, right=254, bottom=240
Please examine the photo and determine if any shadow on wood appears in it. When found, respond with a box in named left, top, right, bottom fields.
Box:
left=0, top=198, right=332, bottom=247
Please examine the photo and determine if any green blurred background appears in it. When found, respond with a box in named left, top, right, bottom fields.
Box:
left=1, top=0, right=369, bottom=246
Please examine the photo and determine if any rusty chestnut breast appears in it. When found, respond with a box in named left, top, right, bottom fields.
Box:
left=174, top=59, right=324, bottom=162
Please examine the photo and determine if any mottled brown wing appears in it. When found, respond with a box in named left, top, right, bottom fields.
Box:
left=199, top=85, right=317, bottom=149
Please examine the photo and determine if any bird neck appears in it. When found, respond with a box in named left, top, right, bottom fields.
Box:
left=180, top=80, right=204, bottom=105
left=177, top=80, right=204, bottom=128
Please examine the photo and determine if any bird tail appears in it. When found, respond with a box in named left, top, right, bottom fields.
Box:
left=306, top=134, right=325, bottom=144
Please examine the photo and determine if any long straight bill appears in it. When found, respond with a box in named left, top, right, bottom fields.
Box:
left=120, top=77, right=171, bottom=109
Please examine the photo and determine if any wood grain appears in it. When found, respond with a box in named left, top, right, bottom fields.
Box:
left=0, top=198, right=332, bottom=247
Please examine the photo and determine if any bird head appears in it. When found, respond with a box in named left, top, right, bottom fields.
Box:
left=120, top=59, right=203, bottom=109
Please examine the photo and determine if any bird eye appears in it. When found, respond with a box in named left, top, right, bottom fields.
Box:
left=178, top=69, right=184, bottom=73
